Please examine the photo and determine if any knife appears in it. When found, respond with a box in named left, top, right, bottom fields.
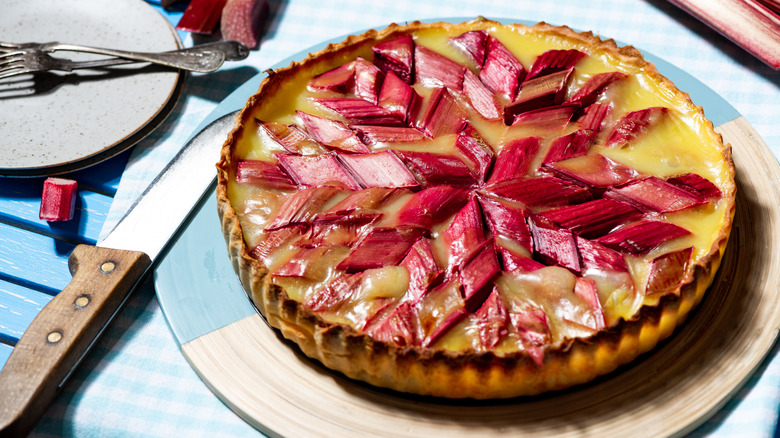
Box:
left=0, top=110, right=239, bottom=437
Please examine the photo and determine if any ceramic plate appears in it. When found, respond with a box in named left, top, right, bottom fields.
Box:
left=0, top=0, right=183, bottom=176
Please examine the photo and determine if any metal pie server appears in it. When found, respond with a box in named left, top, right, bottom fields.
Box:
left=0, top=110, right=239, bottom=437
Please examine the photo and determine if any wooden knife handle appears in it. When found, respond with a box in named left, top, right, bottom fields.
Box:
left=0, top=244, right=151, bottom=437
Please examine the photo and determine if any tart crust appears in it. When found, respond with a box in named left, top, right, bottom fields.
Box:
left=216, top=18, right=735, bottom=399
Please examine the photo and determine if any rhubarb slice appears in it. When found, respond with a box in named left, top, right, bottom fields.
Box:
left=542, top=129, right=594, bottom=164
left=352, top=125, right=426, bottom=145
left=459, top=239, right=502, bottom=312
left=396, top=185, right=470, bottom=229
left=596, top=220, right=691, bottom=255
left=400, top=237, right=444, bottom=304
left=323, top=187, right=402, bottom=215
left=276, top=153, right=361, bottom=190
left=498, top=245, right=545, bottom=272
left=372, top=35, right=415, bottom=84
left=258, top=121, right=325, bottom=155
left=369, top=301, right=419, bottom=346
left=479, top=36, right=526, bottom=100
left=504, top=68, right=573, bottom=124
left=296, top=111, right=370, bottom=153
left=544, top=153, right=643, bottom=192
left=604, top=107, right=668, bottom=148
left=175, top=0, right=226, bottom=33
left=220, top=0, right=269, bottom=49
left=236, top=159, right=297, bottom=190
left=442, top=196, right=487, bottom=272
left=394, top=150, right=476, bottom=187
left=265, top=186, right=342, bottom=231
left=462, top=69, right=502, bottom=121
left=336, top=227, right=424, bottom=272
left=576, top=236, right=628, bottom=272
left=418, top=87, right=468, bottom=137
left=477, top=195, right=532, bottom=251
left=475, top=287, right=509, bottom=350
left=337, top=150, right=420, bottom=189
left=414, top=46, right=465, bottom=91
left=250, top=225, right=306, bottom=260
left=645, top=247, right=693, bottom=295
left=576, top=103, right=611, bottom=131
left=274, top=246, right=334, bottom=279
left=302, top=212, right=381, bottom=247
left=540, top=198, right=642, bottom=239
left=484, top=176, right=592, bottom=208
left=508, top=103, right=578, bottom=130
left=485, top=137, right=540, bottom=184
left=566, top=71, right=627, bottom=107
left=527, top=214, right=582, bottom=273
left=525, top=49, right=585, bottom=81
left=455, top=124, right=495, bottom=183
left=39, top=177, right=78, bottom=222
left=667, top=173, right=723, bottom=199
left=417, top=281, right=468, bottom=347
left=573, top=277, right=606, bottom=330
left=315, top=98, right=405, bottom=126
left=450, top=30, right=489, bottom=68
left=353, top=58, right=384, bottom=104
left=377, top=71, right=422, bottom=123
left=309, top=62, right=355, bottom=92
left=606, top=176, right=706, bottom=213
left=509, top=299, right=550, bottom=366
left=306, top=272, right=363, bottom=312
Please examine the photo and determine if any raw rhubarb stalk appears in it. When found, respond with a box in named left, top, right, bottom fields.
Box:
left=459, top=239, right=501, bottom=312
left=442, top=196, right=487, bottom=272
left=308, top=62, right=355, bottom=92
left=455, top=124, right=495, bottom=183
left=503, top=68, right=573, bottom=124
left=542, top=129, right=594, bottom=164
left=372, top=35, right=415, bottom=84
left=544, top=153, right=643, bottom=192
left=337, top=150, right=420, bottom=189
left=479, top=36, right=526, bottom=100
left=265, top=186, right=342, bottom=231
left=377, top=71, right=422, bottom=123
left=566, top=71, right=627, bottom=107
left=645, top=246, right=693, bottom=295
left=276, top=153, right=361, bottom=190
left=394, top=150, right=477, bottom=187
left=450, top=30, right=489, bottom=68
left=400, top=238, right=444, bottom=304
left=414, top=46, right=465, bottom=91
left=336, top=227, right=424, bottom=272
left=306, top=272, right=363, bottom=312
left=540, top=198, right=643, bottom=239
left=525, top=49, right=586, bottom=81
left=353, top=58, right=384, bottom=104
left=573, top=277, right=606, bottom=330
left=418, top=87, right=469, bottom=138
left=236, top=159, right=297, bottom=190
left=576, top=103, right=611, bottom=131
left=220, top=0, right=269, bottom=49
left=508, top=103, right=578, bottom=129
left=596, top=220, right=691, bottom=255
left=475, top=287, right=509, bottom=350
left=258, top=121, right=325, bottom=155
left=527, top=214, right=582, bottom=274
left=176, top=0, right=227, bottom=33
left=667, top=173, right=723, bottom=199
left=576, top=236, right=628, bottom=272
left=351, top=125, right=426, bottom=145
left=604, top=107, right=668, bottom=147
left=296, top=111, right=369, bottom=154
left=485, top=136, right=540, bottom=184
left=509, top=300, right=550, bottom=366
left=606, top=176, right=706, bottom=213
left=396, top=185, right=470, bottom=229
left=484, top=176, right=592, bottom=208
left=39, top=177, right=78, bottom=221
left=477, top=195, right=532, bottom=251
left=369, top=301, right=419, bottom=347
left=462, top=69, right=502, bottom=121
left=314, top=98, right=405, bottom=126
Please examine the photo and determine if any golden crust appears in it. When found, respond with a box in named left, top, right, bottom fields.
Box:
left=215, top=18, right=736, bottom=399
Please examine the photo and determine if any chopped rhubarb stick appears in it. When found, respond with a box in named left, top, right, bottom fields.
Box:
left=462, top=69, right=502, bottom=121
left=504, top=69, right=573, bottom=124
left=455, top=124, right=495, bottom=183
left=423, top=307, right=468, bottom=348
left=604, top=107, right=668, bottom=147
left=576, top=103, right=610, bottom=131
left=352, top=125, right=426, bottom=145
left=477, top=195, right=532, bottom=251
left=498, top=245, right=545, bottom=272
left=302, top=212, right=381, bottom=247
left=296, top=111, right=369, bottom=154
left=337, top=150, right=420, bottom=189
left=484, top=176, right=592, bottom=208
left=336, top=227, right=424, bottom=272
left=485, top=137, right=540, bottom=184
left=544, top=153, right=643, bottom=192
left=606, top=176, right=706, bottom=213
left=418, top=87, right=469, bottom=138
left=450, top=30, right=489, bottom=68
left=323, top=187, right=401, bottom=215
left=175, top=0, right=226, bottom=33
left=250, top=225, right=305, bottom=260
left=509, top=103, right=579, bottom=130
left=220, top=0, right=269, bottom=49
left=541, top=198, right=643, bottom=239
left=308, top=62, right=354, bottom=92
left=314, top=98, right=405, bottom=126
left=306, top=272, right=363, bottom=312
left=353, top=58, right=384, bottom=104
left=527, top=214, right=582, bottom=274
left=236, top=159, right=297, bottom=190
left=372, top=35, right=415, bottom=84
left=276, top=153, right=361, bottom=190
left=39, top=177, right=77, bottom=221
left=442, top=196, right=487, bottom=272
left=573, top=277, right=606, bottom=330
left=401, top=238, right=444, bottom=304
left=542, top=129, right=594, bottom=164
left=566, top=72, right=628, bottom=107
left=258, top=121, right=325, bottom=155
left=415, top=46, right=465, bottom=91
left=265, top=186, right=342, bottom=231
left=667, top=173, right=722, bottom=199
left=459, top=239, right=502, bottom=312
left=526, top=49, right=586, bottom=81
left=576, top=236, right=628, bottom=272
left=369, top=301, right=419, bottom=347
left=645, top=246, right=693, bottom=295
left=394, top=150, right=476, bottom=188
left=397, top=185, right=470, bottom=229
left=274, top=246, right=333, bottom=279
left=596, top=220, right=691, bottom=255
left=475, top=287, right=509, bottom=350
left=509, top=299, right=550, bottom=366
left=479, top=37, right=526, bottom=100
left=377, top=71, right=422, bottom=123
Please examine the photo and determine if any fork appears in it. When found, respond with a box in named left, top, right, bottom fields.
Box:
left=0, top=40, right=249, bottom=79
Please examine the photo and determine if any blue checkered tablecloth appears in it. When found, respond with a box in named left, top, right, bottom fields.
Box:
left=31, top=0, right=780, bottom=436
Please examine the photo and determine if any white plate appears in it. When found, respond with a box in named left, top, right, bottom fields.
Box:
left=0, top=0, right=183, bottom=176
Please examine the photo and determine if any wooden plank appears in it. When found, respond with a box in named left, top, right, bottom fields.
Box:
left=0, top=279, right=53, bottom=345
left=0, top=223, right=74, bottom=295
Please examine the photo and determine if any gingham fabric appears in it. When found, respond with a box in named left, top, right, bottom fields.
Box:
left=33, top=0, right=780, bottom=436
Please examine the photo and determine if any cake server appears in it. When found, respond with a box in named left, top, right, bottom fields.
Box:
left=0, top=110, right=239, bottom=437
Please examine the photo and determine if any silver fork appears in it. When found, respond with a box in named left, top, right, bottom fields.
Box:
left=0, top=40, right=249, bottom=80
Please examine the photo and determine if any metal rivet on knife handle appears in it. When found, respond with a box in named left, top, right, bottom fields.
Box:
left=74, top=295, right=90, bottom=309
left=100, top=261, right=116, bottom=273
left=46, top=331, right=63, bottom=344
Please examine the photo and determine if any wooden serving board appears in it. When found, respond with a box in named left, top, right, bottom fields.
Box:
left=154, top=22, right=780, bottom=437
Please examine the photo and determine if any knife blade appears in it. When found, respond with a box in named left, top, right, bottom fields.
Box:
left=0, top=110, right=239, bottom=437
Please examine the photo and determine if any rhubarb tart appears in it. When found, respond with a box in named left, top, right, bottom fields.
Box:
left=216, top=18, right=735, bottom=399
